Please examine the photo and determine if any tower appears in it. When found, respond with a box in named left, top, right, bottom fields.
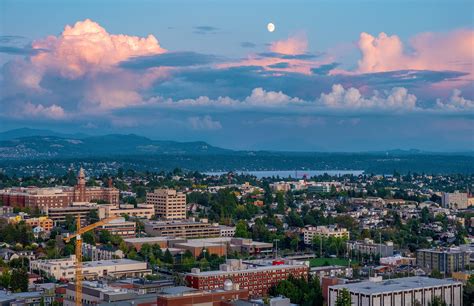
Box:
left=75, top=167, right=86, bottom=202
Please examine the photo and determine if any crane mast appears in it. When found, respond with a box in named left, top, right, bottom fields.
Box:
left=64, top=215, right=120, bottom=306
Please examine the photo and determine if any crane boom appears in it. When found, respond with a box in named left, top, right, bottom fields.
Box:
left=63, top=215, right=120, bottom=306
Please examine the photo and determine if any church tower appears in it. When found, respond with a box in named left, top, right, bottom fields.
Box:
left=75, top=167, right=87, bottom=202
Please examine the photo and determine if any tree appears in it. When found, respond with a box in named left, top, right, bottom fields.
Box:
left=163, top=249, right=174, bottom=265
left=82, top=231, right=95, bottom=245
left=430, top=269, right=443, bottom=279
left=335, top=288, right=351, bottom=306
left=463, top=274, right=474, bottom=306
left=235, top=220, right=250, bottom=238
left=428, top=296, right=447, bottom=306
left=10, top=269, right=28, bottom=292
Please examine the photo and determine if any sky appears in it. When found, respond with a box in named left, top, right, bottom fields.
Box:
left=0, top=0, right=473, bottom=151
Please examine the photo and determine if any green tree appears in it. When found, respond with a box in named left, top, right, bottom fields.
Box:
left=10, top=269, right=28, bottom=292
left=235, top=220, right=250, bottom=238
left=335, top=288, right=351, bottom=306
left=428, top=296, right=447, bottom=306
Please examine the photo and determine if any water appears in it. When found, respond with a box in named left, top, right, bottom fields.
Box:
left=204, top=170, right=364, bottom=179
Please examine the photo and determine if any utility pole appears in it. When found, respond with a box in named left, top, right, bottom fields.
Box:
left=274, top=239, right=279, bottom=259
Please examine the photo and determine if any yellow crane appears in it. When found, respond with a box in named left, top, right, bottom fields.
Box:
left=63, top=215, right=120, bottom=306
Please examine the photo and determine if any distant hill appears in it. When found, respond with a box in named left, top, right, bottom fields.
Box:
left=0, top=132, right=231, bottom=159
left=0, top=128, right=89, bottom=141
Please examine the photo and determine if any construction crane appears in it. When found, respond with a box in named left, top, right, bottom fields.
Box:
left=63, top=215, right=120, bottom=306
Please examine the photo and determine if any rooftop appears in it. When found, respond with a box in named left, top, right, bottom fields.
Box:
left=187, top=263, right=307, bottom=277
left=329, top=277, right=461, bottom=295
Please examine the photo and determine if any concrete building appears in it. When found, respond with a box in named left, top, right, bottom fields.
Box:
left=82, top=243, right=124, bottom=261
left=347, top=238, right=394, bottom=257
left=328, top=276, right=463, bottom=306
left=0, top=168, right=119, bottom=209
left=144, top=219, right=220, bottom=238
left=124, top=236, right=177, bottom=251
left=416, top=248, right=470, bottom=274
left=44, top=202, right=99, bottom=226
left=303, top=225, right=349, bottom=245
left=220, top=225, right=236, bottom=237
left=185, top=259, right=308, bottom=297
left=30, top=255, right=151, bottom=281
left=441, top=191, right=468, bottom=209
left=146, top=188, right=186, bottom=220
left=96, top=217, right=136, bottom=238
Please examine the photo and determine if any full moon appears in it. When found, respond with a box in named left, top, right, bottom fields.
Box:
left=267, top=22, right=275, bottom=32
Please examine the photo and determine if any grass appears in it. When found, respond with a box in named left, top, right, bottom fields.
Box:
left=309, top=257, right=357, bottom=267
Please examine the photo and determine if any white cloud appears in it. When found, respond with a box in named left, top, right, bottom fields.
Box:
left=22, top=102, right=66, bottom=119
left=319, top=84, right=417, bottom=110
left=436, top=89, right=474, bottom=110
left=188, top=115, right=222, bottom=130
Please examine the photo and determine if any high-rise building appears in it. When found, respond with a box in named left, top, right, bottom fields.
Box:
left=146, top=189, right=186, bottom=220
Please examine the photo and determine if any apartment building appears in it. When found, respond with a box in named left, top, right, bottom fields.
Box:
left=146, top=188, right=186, bottom=220
left=185, top=259, right=308, bottom=297
left=416, top=248, right=470, bottom=274
left=328, top=276, right=462, bottom=306
left=102, top=203, right=155, bottom=219
left=441, top=192, right=469, bottom=209
left=347, top=238, right=394, bottom=258
left=303, top=225, right=349, bottom=245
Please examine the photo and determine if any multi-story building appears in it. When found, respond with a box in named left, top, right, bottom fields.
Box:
left=44, top=202, right=99, bottom=226
left=185, top=259, right=308, bottom=297
left=0, top=168, right=119, bottom=209
left=82, top=243, right=124, bottom=261
left=146, top=188, right=186, bottom=220
left=219, top=225, right=236, bottom=237
left=96, top=217, right=136, bottom=238
left=25, top=216, right=54, bottom=232
left=441, top=192, right=468, bottom=209
left=302, top=225, right=349, bottom=245
left=102, top=203, right=155, bottom=219
left=347, top=239, right=394, bottom=258
left=144, top=219, right=220, bottom=239
left=328, top=276, right=463, bottom=306
left=416, top=248, right=470, bottom=274
left=30, top=255, right=150, bottom=281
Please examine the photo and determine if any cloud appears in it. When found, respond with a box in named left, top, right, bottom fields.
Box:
left=30, top=19, right=166, bottom=78
left=120, top=52, right=218, bottom=69
left=311, top=62, right=339, bottom=75
left=269, top=33, right=308, bottom=55
left=0, top=45, right=47, bottom=55
left=240, top=42, right=256, bottom=48
left=21, top=102, right=66, bottom=119
left=193, top=26, right=220, bottom=35
left=244, top=88, right=303, bottom=105
left=355, top=29, right=474, bottom=76
left=436, top=89, right=474, bottom=110
left=188, top=115, right=222, bottom=130
left=319, top=84, right=417, bottom=110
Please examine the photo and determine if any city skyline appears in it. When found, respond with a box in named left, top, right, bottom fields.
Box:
left=0, top=0, right=473, bottom=151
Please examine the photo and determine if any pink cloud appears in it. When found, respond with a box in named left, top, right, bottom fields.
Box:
left=269, top=33, right=308, bottom=55
left=22, top=102, right=66, bottom=119
left=31, top=19, right=166, bottom=78
left=356, top=29, right=474, bottom=75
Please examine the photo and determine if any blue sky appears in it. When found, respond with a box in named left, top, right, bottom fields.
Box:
left=0, top=0, right=473, bottom=151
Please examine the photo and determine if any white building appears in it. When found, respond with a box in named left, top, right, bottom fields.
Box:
left=146, top=189, right=186, bottom=220
left=303, top=225, right=349, bottom=245
left=441, top=192, right=468, bottom=209
left=328, top=276, right=462, bottom=306
left=30, top=255, right=150, bottom=281
left=219, top=225, right=236, bottom=237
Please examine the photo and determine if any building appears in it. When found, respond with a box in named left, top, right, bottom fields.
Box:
left=220, top=225, right=236, bottom=237
left=185, top=259, right=308, bottom=297
left=309, top=265, right=353, bottom=281
left=441, top=192, right=468, bottom=209
left=124, top=236, right=177, bottom=251
left=156, top=285, right=249, bottom=306
left=0, top=168, right=119, bottom=209
left=96, top=217, right=137, bottom=238
left=144, top=219, right=220, bottom=238
left=347, top=239, right=394, bottom=258
left=416, top=248, right=470, bottom=274
left=64, top=281, right=158, bottom=306
left=102, top=203, right=155, bottom=219
left=44, top=202, right=99, bottom=226
left=25, top=216, right=54, bottom=232
left=146, top=188, right=186, bottom=220
left=328, top=276, right=463, bottom=306
left=82, top=243, right=124, bottom=261
left=303, top=225, right=349, bottom=245
left=30, top=255, right=151, bottom=281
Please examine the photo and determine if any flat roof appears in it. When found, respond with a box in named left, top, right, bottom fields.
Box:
left=187, top=263, right=307, bottom=277
left=123, top=237, right=175, bottom=243
left=82, top=259, right=145, bottom=268
left=329, top=277, right=461, bottom=295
